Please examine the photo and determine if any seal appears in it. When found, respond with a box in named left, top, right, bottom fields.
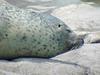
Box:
left=0, top=0, right=84, bottom=60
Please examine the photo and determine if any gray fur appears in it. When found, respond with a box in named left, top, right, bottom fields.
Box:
left=0, top=0, right=84, bottom=59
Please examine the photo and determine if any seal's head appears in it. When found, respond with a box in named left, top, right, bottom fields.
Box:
left=39, top=13, right=84, bottom=57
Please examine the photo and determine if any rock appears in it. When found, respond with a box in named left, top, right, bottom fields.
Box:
left=0, top=58, right=88, bottom=75
left=0, top=69, right=20, bottom=75
left=84, top=32, right=100, bottom=43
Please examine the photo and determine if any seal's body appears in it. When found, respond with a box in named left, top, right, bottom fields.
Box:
left=0, top=0, right=83, bottom=59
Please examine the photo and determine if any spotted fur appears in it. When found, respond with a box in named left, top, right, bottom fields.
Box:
left=0, top=0, right=84, bottom=59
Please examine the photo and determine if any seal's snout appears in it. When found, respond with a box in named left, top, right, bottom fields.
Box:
left=77, top=38, right=84, bottom=45
left=71, top=38, right=84, bottom=50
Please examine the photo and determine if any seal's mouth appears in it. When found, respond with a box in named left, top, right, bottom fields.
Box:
left=70, top=38, right=84, bottom=50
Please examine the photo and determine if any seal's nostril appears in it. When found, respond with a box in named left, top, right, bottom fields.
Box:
left=81, top=39, right=84, bottom=44
left=79, top=38, right=84, bottom=45
left=78, top=38, right=84, bottom=47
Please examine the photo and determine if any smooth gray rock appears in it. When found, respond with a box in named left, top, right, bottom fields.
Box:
left=0, top=58, right=89, bottom=75
left=84, top=32, right=100, bottom=43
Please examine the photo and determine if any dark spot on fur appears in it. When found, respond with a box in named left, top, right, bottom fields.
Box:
left=35, top=51, right=39, bottom=55
left=39, top=30, right=41, bottom=32
left=21, top=36, right=27, bottom=41
left=52, top=37, right=55, bottom=40
left=47, top=49, right=50, bottom=52
left=43, top=45, right=47, bottom=50
left=5, top=34, right=8, bottom=37
left=1, top=13, right=4, bottom=16
left=34, top=39, right=37, bottom=42
left=38, top=41, right=41, bottom=44
left=53, top=47, right=56, bottom=49
left=57, top=38, right=60, bottom=41
left=38, top=49, right=41, bottom=51
left=32, top=39, right=37, bottom=43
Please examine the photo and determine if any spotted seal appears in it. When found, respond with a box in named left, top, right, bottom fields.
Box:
left=0, top=0, right=84, bottom=60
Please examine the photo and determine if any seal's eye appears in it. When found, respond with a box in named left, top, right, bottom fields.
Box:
left=58, top=24, right=62, bottom=28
